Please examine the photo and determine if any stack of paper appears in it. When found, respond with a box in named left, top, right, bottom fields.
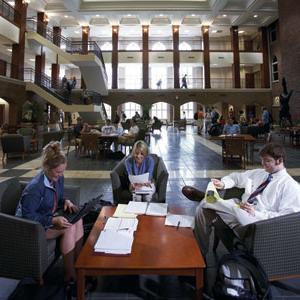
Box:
left=146, top=203, right=168, bottom=216
left=104, top=217, right=138, bottom=232
left=165, top=214, right=195, bottom=229
left=113, top=204, right=137, bottom=218
left=94, top=230, right=134, bottom=254
left=125, top=201, right=148, bottom=214
left=94, top=217, right=138, bottom=254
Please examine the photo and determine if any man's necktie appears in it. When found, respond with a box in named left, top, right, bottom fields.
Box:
left=247, top=174, right=273, bottom=204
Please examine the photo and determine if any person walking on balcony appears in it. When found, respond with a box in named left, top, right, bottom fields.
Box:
left=156, top=79, right=162, bottom=89
left=71, top=76, right=77, bottom=89
left=181, top=74, right=188, bottom=88
left=62, top=75, right=67, bottom=88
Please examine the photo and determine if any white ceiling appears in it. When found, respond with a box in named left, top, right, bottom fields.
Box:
left=1, top=0, right=278, bottom=71
left=22, top=0, right=278, bottom=38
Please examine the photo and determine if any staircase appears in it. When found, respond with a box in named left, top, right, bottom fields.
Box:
left=25, top=19, right=108, bottom=96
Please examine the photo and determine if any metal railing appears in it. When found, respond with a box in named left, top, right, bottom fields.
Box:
left=0, top=0, right=19, bottom=25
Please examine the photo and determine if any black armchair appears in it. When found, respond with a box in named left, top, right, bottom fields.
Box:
left=182, top=185, right=300, bottom=280
left=0, top=177, right=80, bottom=283
left=1, top=134, right=26, bottom=163
left=110, top=153, right=169, bottom=205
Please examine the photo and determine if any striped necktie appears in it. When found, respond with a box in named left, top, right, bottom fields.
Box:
left=247, top=174, right=273, bottom=204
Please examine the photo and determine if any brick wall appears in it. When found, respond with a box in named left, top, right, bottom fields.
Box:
left=277, top=0, right=300, bottom=123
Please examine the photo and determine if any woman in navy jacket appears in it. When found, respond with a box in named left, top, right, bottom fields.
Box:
left=16, top=141, right=83, bottom=284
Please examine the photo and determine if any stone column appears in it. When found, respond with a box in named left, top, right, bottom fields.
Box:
left=82, top=26, right=90, bottom=54
left=51, top=57, right=60, bottom=89
left=142, top=25, right=149, bottom=89
left=173, top=25, right=180, bottom=88
left=35, top=51, right=45, bottom=85
left=231, top=26, right=241, bottom=88
left=202, top=25, right=211, bottom=88
left=53, top=26, right=61, bottom=47
left=260, top=27, right=270, bottom=88
left=37, top=12, right=48, bottom=37
left=112, top=25, right=119, bottom=89
left=11, top=0, right=27, bottom=80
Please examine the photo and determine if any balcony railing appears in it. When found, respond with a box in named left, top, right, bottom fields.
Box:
left=0, top=0, right=19, bottom=25
left=26, top=19, right=107, bottom=80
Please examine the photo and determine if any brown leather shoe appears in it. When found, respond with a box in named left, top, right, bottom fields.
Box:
left=182, top=186, right=205, bottom=202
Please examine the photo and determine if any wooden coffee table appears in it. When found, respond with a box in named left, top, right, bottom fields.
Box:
left=75, top=206, right=206, bottom=299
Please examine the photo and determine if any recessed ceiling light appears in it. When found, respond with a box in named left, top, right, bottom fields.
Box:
left=127, top=14, right=131, bottom=17
left=159, top=14, right=163, bottom=17
left=191, top=14, right=195, bottom=17
left=253, top=14, right=258, bottom=18
left=96, top=14, right=99, bottom=17
left=239, top=30, right=245, bottom=33
left=64, top=15, right=68, bottom=18
left=222, top=14, right=227, bottom=17
left=7, top=48, right=12, bottom=52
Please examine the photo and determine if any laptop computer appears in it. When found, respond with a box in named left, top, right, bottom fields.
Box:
left=54, top=194, right=104, bottom=224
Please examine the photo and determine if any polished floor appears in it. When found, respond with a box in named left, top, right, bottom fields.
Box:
left=1, top=125, right=300, bottom=299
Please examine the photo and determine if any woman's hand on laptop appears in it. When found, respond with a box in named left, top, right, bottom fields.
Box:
left=52, top=216, right=72, bottom=228
left=211, top=178, right=225, bottom=189
left=64, top=199, right=78, bottom=213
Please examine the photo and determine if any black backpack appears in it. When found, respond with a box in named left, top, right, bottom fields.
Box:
left=213, top=249, right=272, bottom=300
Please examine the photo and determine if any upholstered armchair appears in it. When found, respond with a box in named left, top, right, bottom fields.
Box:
left=110, top=153, right=169, bottom=205
left=42, top=131, right=64, bottom=148
left=1, top=134, right=26, bottom=163
left=184, top=185, right=300, bottom=280
left=0, top=177, right=80, bottom=283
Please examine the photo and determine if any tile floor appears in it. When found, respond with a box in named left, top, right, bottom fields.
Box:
left=1, top=125, right=300, bottom=299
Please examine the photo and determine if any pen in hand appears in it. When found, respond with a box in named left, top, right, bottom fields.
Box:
left=176, top=221, right=181, bottom=230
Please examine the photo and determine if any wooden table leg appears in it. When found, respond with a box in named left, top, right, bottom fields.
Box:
left=77, top=269, right=85, bottom=300
left=195, top=268, right=203, bottom=300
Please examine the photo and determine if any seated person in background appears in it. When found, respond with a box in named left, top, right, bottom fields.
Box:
left=117, top=119, right=139, bottom=146
left=101, top=119, right=116, bottom=134
left=182, top=143, right=300, bottom=257
left=80, top=122, right=91, bottom=134
left=15, top=142, right=83, bottom=285
left=222, top=118, right=240, bottom=135
left=125, top=140, right=155, bottom=202
left=73, top=117, right=83, bottom=138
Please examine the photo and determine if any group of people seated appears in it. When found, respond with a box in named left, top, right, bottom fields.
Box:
left=13, top=134, right=300, bottom=295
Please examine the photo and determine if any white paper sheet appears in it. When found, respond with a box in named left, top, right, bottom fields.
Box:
left=104, top=217, right=138, bottom=231
left=113, top=204, right=137, bottom=218
left=125, top=201, right=148, bottom=214
left=165, top=214, right=195, bottom=229
left=94, top=230, right=134, bottom=254
left=146, top=203, right=168, bottom=216
left=128, top=173, right=149, bottom=184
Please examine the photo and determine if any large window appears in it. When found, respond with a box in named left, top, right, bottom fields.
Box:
left=123, top=102, right=142, bottom=119
left=150, top=65, right=167, bottom=89
left=151, top=102, right=168, bottom=119
left=181, top=102, right=194, bottom=119
left=104, top=103, right=111, bottom=119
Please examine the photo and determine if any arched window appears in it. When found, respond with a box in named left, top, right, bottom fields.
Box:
left=179, top=41, right=191, bottom=51
left=272, top=56, right=278, bottom=82
left=123, top=102, right=142, bottom=119
left=151, top=102, right=168, bottom=119
left=152, top=42, right=166, bottom=51
left=126, top=42, right=140, bottom=51
left=101, top=42, right=112, bottom=51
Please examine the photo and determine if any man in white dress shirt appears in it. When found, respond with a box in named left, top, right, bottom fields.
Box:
left=183, top=143, right=300, bottom=256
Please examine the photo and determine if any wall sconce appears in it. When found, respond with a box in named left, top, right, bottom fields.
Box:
left=113, top=27, right=118, bottom=33
left=143, top=27, right=148, bottom=33
left=173, top=27, right=179, bottom=33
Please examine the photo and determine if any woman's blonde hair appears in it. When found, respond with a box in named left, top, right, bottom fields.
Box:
left=42, top=141, right=66, bottom=174
left=131, top=140, right=149, bottom=157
